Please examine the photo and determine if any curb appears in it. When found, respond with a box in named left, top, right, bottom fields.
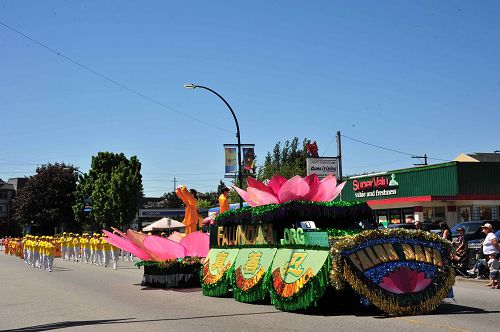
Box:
left=455, top=276, right=490, bottom=283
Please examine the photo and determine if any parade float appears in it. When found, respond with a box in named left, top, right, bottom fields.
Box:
left=201, top=174, right=455, bottom=315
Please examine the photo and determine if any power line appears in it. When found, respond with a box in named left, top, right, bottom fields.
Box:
left=0, top=20, right=231, bottom=134
left=341, top=134, right=448, bottom=162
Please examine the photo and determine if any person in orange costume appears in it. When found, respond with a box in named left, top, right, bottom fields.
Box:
left=218, top=187, right=230, bottom=215
left=176, top=185, right=198, bottom=234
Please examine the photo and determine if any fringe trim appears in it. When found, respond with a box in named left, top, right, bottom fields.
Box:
left=268, top=256, right=330, bottom=312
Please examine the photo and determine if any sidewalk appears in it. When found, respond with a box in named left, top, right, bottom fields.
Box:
left=455, top=275, right=491, bottom=283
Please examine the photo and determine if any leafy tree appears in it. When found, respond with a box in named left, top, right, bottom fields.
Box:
left=217, top=180, right=227, bottom=195
left=73, top=152, right=143, bottom=230
left=197, top=198, right=213, bottom=209
left=257, top=137, right=311, bottom=181
left=162, top=191, right=183, bottom=208
left=13, top=163, right=77, bottom=234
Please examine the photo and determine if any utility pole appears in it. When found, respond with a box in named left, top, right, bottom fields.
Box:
left=412, top=154, right=428, bottom=166
left=336, top=131, right=343, bottom=181
left=173, top=177, right=177, bottom=192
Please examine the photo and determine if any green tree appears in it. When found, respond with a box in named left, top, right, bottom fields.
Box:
left=162, top=191, right=183, bottom=208
left=257, top=137, right=311, bottom=181
left=197, top=198, right=213, bottom=209
left=13, top=163, right=77, bottom=234
left=217, top=180, right=227, bottom=195
left=73, top=152, right=143, bottom=230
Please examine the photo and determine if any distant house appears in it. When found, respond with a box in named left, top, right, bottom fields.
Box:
left=454, top=152, right=500, bottom=162
left=0, top=179, right=15, bottom=235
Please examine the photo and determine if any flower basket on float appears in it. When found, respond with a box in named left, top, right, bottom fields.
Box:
left=201, top=174, right=454, bottom=315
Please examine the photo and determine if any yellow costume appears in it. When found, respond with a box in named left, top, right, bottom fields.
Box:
left=175, top=185, right=198, bottom=234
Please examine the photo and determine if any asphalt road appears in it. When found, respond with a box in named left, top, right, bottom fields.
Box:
left=1, top=253, right=499, bottom=332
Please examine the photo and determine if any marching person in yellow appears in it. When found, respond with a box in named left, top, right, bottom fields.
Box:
left=33, top=236, right=41, bottom=268
left=67, top=233, right=75, bottom=262
left=111, top=243, right=120, bottom=270
left=72, top=234, right=80, bottom=262
left=89, top=234, right=97, bottom=265
left=95, top=234, right=103, bottom=265
left=60, top=232, right=67, bottom=261
left=102, top=234, right=112, bottom=267
left=40, top=237, right=47, bottom=270
left=22, top=236, right=28, bottom=265
left=45, top=237, right=55, bottom=272
left=175, top=185, right=199, bottom=235
left=80, top=233, right=90, bottom=264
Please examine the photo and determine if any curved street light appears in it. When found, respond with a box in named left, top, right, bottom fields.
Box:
left=184, top=84, right=243, bottom=208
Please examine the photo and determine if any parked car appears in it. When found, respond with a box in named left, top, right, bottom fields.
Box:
left=384, top=223, right=416, bottom=230
left=451, top=220, right=500, bottom=242
left=421, top=222, right=441, bottom=233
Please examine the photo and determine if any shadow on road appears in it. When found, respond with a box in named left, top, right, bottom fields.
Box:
left=138, top=286, right=203, bottom=293
left=3, top=312, right=281, bottom=331
left=48, top=267, right=73, bottom=272
left=1, top=318, right=135, bottom=331
left=430, top=302, right=500, bottom=316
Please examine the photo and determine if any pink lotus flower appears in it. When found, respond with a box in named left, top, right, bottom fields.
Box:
left=379, top=267, right=432, bottom=294
left=233, top=174, right=346, bottom=206
left=103, top=230, right=209, bottom=262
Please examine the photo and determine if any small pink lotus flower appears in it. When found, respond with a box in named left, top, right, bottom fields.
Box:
left=233, top=174, right=346, bottom=207
left=379, top=267, right=432, bottom=294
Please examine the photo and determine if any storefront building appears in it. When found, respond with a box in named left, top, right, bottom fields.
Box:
left=340, top=162, right=500, bottom=227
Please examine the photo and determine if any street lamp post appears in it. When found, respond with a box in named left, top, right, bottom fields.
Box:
left=184, top=84, right=243, bottom=208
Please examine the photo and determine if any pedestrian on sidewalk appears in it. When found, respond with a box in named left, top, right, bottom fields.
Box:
left=468, top=223, right=500, bottom=279
left=487, top=253, right=500, bottom=288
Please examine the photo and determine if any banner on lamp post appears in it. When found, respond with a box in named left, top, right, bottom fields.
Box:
left=306, top=157, right=338, bottom=179
left=224, top=144, right=255, bottom=178
left=224, top=144, right=238, bottom=174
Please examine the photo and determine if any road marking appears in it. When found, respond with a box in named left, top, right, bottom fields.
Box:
left=396, top=317, right=471, bottom=332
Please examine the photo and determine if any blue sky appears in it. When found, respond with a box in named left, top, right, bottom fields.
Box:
left=1, top=1, right=499, bottom=196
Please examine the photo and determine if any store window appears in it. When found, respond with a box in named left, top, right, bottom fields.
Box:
left=403, top=208, right=415, bottom=223
left=459, top=207, right=471, bottom=222
left=389, top=209, right=402, bottom=224
left=376, top=210, right=388, bottom=226
left=480, top=207, right=492, bottom=220
left=423, top=207, right=433, bottom=222
left=434, top=207, right=445, bottom=223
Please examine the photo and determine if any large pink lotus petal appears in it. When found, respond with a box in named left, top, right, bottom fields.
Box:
left=302, top=174, right=321, bottom=201
left=232, top=186, right=258, bottom=207
left=126, top=229, right=148, bottom=250
left=247, top=187, right=280, bottom=205
left=102, top=230, right=151, bottom=260
left=379, top=276, right=404, bottom=294
left=413, top=272, right=432, bottom=292
left=247, top=177, right=274, bottom=195
left=143, top=235, right=186, bottom=260
left=278, top=176, right=311, bottom=202
left=379, top=267, right=432, bottom=294
left=323, top=181, right=346, bottom=201
left=111, top=227, right=129, bottom=240
left=168, top=231, right=185, bottom=243
left=311, top=174, right=338, bottom=201
left=180, top=231, right=210, bottom=257
left=267, top=175, right=288, bottom=197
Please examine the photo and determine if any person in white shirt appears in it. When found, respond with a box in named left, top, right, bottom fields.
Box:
left=467, top=223, right=500, bottom=278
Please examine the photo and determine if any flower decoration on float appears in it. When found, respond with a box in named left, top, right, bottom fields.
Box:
left=378, top=267, right=432, bottom=294
left=233, top=174, right=346, bottom=207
